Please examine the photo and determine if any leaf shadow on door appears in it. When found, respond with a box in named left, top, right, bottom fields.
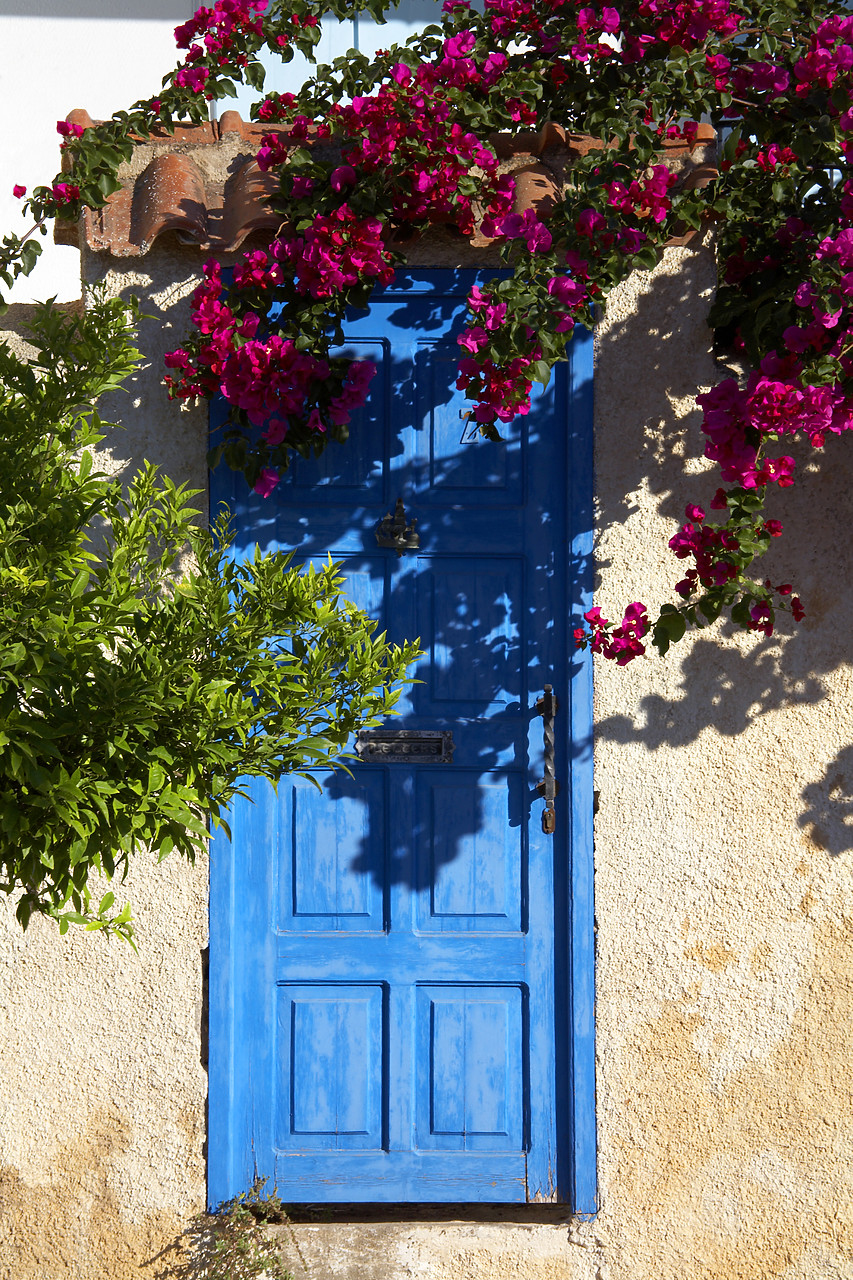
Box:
left=216, top=317, right=590, bottom=897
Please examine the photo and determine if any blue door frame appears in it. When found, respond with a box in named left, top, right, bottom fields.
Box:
left=207, top=270, right=596, bottom=1212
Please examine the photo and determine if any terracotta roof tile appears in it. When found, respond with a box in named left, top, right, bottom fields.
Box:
left=135, top=153, right=208, bottom=250
left=219, top=159, right=281, bottom=252
left=55, top=112, right=715, bottom=258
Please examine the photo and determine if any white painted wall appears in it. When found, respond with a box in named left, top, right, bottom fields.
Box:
left=0, top=5, right=193, bottom=303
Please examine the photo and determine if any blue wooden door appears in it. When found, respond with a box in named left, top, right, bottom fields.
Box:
left=208, top=270, right=596, bottom=1208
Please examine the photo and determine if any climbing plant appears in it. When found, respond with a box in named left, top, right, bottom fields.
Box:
left=3, top=0, right=852, bottom=667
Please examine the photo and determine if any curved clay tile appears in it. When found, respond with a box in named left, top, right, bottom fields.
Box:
left=55, top=106, right=716, bottom=257
left=512, top=163, right=560, bottom=220
left=67, top=108, right=96, bottom=133
left=132, top=153, right=209, bottom=252
left=148, top=121, right=218, bottom=145
left=219, top=110, right=248, bottom=138
left=489, top=130, right=539, bottom=159
left=680, top=163, right=718, bottom=191
left=536, top=122, right=567, bottom=154
left=218, top=158, right=282, bottom=252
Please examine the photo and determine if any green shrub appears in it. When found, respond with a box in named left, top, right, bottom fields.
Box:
left=0, top=295, right=419, bottom=943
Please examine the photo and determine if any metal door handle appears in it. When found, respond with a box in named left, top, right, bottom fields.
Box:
left=536, top=685, right=558, bottom=835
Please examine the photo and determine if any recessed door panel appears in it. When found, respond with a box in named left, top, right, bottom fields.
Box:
left=416, top=985, right=525, bottom=1153
left=280, top=773, right=386, bottom=933
left=414, top=345, right=524, bottom=503
left=414, top=770, right=524, bottom=933
left=276, top=984, right=385, bottom=1150
left=418, top=558, right=524, bottom=711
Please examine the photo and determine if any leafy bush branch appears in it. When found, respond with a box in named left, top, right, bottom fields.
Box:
left=0, top=295, right=418, bottom=941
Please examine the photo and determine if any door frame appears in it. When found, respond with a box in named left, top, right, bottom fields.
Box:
left=206, top=269, right=597, bottom=1214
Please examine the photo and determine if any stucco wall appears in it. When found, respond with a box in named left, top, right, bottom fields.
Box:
left=1, top=204, right=852, bottom=1277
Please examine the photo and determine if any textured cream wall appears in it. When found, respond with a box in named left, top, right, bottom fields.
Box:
left=1, top=206, right=851, bottom=1277
left=591, top=243, right=853, bottom=1280
left=0, top=855, right=208, bottom=1277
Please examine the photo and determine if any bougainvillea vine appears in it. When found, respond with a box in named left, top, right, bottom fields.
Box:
left=3, top=0, right=852, bottom=660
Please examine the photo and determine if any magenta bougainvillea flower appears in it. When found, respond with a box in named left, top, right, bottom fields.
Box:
left=124, top=0, right=853, bottom=657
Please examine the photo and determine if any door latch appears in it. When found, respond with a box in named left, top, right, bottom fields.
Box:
left=536, top=685, right=558, bottom=835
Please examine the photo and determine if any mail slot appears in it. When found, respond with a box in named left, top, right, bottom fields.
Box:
left=355, top=729, right=455, bottom=764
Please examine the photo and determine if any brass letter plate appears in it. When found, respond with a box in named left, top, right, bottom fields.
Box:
left=355, top=729, right=454, bottom=764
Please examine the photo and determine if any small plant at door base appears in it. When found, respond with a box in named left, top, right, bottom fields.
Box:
left=3, top=0, right=851, bottom=658
left=205, top=1180, right=297, bottom=1280
left=0, top=295, right=419, bottom=941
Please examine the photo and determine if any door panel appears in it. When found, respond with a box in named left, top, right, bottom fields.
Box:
left=281, top=774, right=387, bottom=932
left=208, top=270, right=595, bottom=1207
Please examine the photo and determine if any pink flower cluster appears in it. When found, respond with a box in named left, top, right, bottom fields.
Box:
left=233, top=248, right=280, bottom=292
left=455, top=281, right=584, bottom=425
left=175, top=0, right=267, bottom=57
left=51, top=183, right=79, bottom=204
left=328, top=70, right=514, bottom=237
left=483, top=0, right=738, bottom=63
left=246, top=358, right=376, bottom=497
left=164, top=259, right=250, bottom=400
left=456, top=276, right=591, bottom=428
left=744, top=585, right=803, bottom=637
left=272, top=206, right=395, bottom=300
left=634, top=0, right=738, bottom=52
left=256, top=91, right=296, bottom=122
left=569, top=6, right=620, bottom=64
left=482, top=0, right=548, bottom=42
left=698, top=362, right=853, bottom=490
left=164, top=258, right=377, bottom=484
left=174, top=66, right=210, bottom=93
left=792, top=13, right=853, bottom=98
left=572, top=205, right=650, bottom=260
left=755, top=145, right=796, bottom=173
left=728, top=61, right=790, bottom=101
left=669, top=502, right=742, bottom=595
left=247, top=357, right=376, bottom=498
left=456, top=351, right=538, bottom=424
left=492, top=207, right=553, bottom=251
left=56, top=119, right=85, bottom=142
left=667, top=501, right=804, bottom=634
left=219, top=336, right=329, bottom=434
left=546, top=274, right=588, bottom=332
left=705, top=12, right=853, bottom=111
left=605, top=164, right=678, bottom=224
left=575, top=603, right=649, bottom=664
left=454, top=264, right=596, bottom=427
left=171, top=0, right=270, bottom=94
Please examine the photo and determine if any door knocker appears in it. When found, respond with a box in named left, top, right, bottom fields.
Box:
left=375, top=497, right=420, bottom=556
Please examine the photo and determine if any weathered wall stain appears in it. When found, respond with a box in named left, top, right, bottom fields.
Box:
left=601, top=916, right=853, bottom=1280
left=0, top=847, right=207, bottom=1278
left=683, top=941, right=738, bottom=973
left=0, top=1112, right=191, bottom=1280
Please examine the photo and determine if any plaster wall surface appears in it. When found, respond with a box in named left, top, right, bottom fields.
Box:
left=0, top=154, right=852, bottom=1279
